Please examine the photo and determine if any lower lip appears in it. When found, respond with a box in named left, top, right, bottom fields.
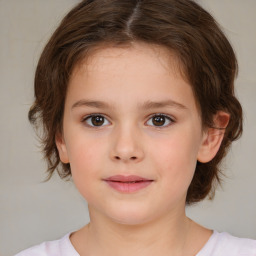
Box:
left=104, top=180, right=153, bottom=193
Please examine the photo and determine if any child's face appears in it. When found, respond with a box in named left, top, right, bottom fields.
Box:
left=57, top=43, right=209, bottom=225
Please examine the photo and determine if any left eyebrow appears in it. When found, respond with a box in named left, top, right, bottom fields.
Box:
left=138, top=99, right=187, bottom=110
left=71, top=99, right=187, bottom=111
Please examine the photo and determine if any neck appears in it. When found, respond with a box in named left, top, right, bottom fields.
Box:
left=72, top=206, right=201, bottom=256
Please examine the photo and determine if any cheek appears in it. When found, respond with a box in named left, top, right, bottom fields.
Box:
left=151, top=132, right=199, bottom=187
left=67, top=138, right=105, bottom=202
left=67, top=136, right=105, bottom=179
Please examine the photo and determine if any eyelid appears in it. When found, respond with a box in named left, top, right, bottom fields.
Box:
left=80, top=113, right=175, bottom=128
left=145, top=113, right=175, bottom=127
left=81, top=113, right=111, bottom=127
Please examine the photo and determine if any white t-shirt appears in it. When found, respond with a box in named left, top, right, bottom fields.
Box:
left=15, top=230, right=256, bottom=256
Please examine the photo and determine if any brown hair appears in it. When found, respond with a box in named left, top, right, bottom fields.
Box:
left=29, top=0, right=243, bottom=204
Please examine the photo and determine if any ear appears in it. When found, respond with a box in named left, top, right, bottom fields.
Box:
left=197, top=111, right=230, bottom=163
left=55, top=132, right=69, bottom=164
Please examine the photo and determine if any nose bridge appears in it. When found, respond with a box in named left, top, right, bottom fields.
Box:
left=110, top=121, right=144, bottom=162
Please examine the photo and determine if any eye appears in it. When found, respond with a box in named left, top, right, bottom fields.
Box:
left=146, top=114, right=174, bottom=127
left=83, top=114, right=110, bottom=127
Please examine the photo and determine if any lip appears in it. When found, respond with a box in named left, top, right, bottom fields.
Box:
left=103, top=175, right=154, bottom=193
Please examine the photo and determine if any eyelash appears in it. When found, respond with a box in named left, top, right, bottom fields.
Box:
left=82, top=114, right=110, bottom=128
left=81, top=113, right=175, bottom=128
left=146, top=113, right=175, bottom=128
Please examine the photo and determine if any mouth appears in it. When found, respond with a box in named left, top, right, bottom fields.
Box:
left=103, top=175, right=154, bottom=193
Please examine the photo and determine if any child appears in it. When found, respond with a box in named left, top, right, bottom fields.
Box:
left=16, top=0, right=256, bottom=255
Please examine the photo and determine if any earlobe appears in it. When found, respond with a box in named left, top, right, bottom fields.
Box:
left=55, top=132, right=69, bottom=164
left=197, top=111, right=230, bottom=163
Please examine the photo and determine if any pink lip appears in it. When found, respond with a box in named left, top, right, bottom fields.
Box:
left=103, top=175, right=154, bottom=193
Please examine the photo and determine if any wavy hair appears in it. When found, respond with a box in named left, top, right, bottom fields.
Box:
left=29, top=0, right=243, bottom=204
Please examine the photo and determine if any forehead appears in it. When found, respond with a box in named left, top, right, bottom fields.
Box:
left=67, top=42, right=197, bottom=113
left=72, top=42, right=184, bottom=81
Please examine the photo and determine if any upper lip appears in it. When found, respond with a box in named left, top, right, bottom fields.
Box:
left=104, top=175, right=153, bottom=182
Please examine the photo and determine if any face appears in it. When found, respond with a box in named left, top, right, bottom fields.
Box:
left=56, top=43, right=212, bottom=225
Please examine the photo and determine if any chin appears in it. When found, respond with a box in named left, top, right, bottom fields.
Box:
left=106, top=206, right=158, bottom=226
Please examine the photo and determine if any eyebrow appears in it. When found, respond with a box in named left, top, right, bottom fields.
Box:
left=71, top=99, right=187, bottom=110
left=140, top=99, right=187, bottom=110
left=72, top=100, right=110, bottom=110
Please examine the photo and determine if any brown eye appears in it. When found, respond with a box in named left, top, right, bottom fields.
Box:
left=152, top=116, right=165, bottom=126
left=146, top=114, right=173, bottom=127
left=84, top=115, right=110, bottom=127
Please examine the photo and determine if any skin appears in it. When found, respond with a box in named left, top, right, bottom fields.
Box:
left=56, top=42, right=229, bottom=256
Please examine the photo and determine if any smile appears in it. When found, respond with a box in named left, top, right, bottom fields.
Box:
left=103, top=175, right=154, bottom=193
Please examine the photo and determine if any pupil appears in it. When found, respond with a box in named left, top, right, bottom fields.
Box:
left=153, top=116, right=165, bottom=126
left=92, top=116, right=104, bottom=126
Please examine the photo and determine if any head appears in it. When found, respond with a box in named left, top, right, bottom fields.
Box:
left=29, top=0, right=243, bottom=205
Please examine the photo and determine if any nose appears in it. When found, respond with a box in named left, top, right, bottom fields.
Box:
left=109, top=125, right=145, bottom=163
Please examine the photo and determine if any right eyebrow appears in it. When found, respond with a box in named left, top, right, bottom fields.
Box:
left=71, top=100, right=112, bottom=110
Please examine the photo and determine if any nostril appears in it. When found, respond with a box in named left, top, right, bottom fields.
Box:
left=114, top=156, right=137, bottom=160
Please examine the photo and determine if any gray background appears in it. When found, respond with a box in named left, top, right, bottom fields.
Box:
left=0, top=0, right=255, bottom=255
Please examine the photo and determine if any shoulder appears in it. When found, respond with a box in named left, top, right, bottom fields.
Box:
left=14, top=233, right=79, bottom=256
left=198, top=230, right=256, bottom=256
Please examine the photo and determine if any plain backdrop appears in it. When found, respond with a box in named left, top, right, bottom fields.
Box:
left=0, top=0, right=255, bottom=255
